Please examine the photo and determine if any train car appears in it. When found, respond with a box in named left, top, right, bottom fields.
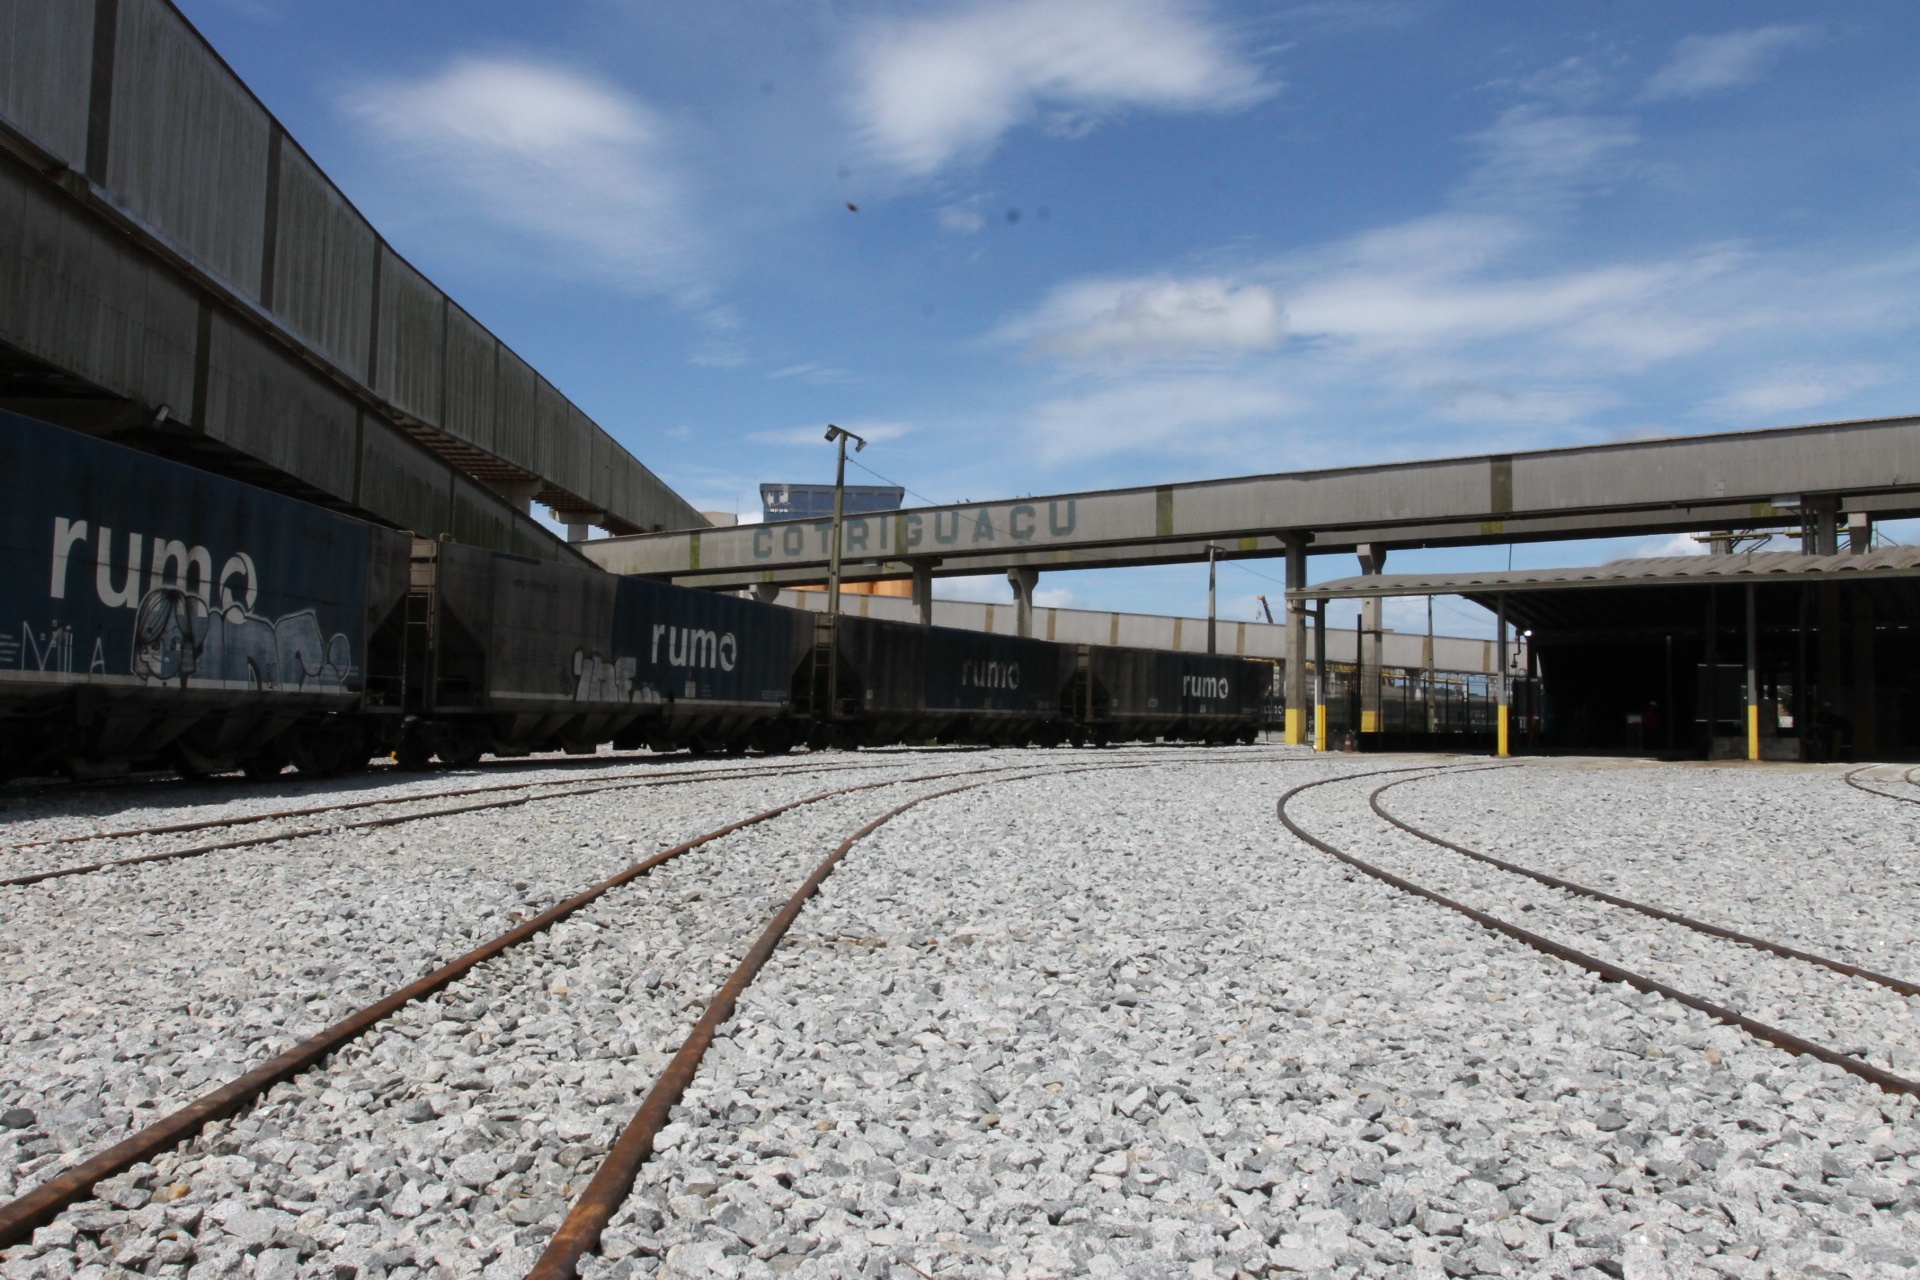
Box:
left=409, top=541, right=814, bottom=764
left=1070, top=644, right=1267, bottom=745
left=808, top=613, right=1069, bottom=747
left=0, top=410, right=410, bottom=780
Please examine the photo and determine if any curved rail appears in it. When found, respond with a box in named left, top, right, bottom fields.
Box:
left=0, top=750, right=1290, bottom=1246
left=1278, top=768, right=1920, bottom=1099
left=1843, top=765, right=1920, bottom=806
left=0, top=762, right=1004, bottom=1247
left=529, top=754, right=1283, bottom=1280
left=1371, top=774, right=1920, bottom=997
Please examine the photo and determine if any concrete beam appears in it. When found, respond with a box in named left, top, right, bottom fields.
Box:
left=578, top=416, right=1920, bottom=583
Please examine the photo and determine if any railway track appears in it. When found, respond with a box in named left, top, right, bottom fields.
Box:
left=1279, top=764, right=1920, bottom=1100
left=1844, top=763, right=1920, bottom=805
left=0, top=743, right=1253, bottom=888
left=0, top=752, right=1275, bottom=1253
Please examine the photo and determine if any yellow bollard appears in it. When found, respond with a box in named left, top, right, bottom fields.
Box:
left=1496, top=701, right=1509, bottom=757
left=1313, top=703, right=1328, bottom=752
left=1747, top=703, right=1760, bottom=761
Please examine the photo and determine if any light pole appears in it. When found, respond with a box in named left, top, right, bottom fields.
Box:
left=823, top=425, right=867, bottom=619
left=1206, top=544, right=1218, bottom=655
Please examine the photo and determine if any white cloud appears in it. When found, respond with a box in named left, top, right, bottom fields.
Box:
left=1002, top=275, right=1284, bottom=360
left=1633, top=532, right=1710, bottom=558
left=1640, top=25, right=1817, bottom=102
left=1458, top=107, right=1636, bottom=209
left=747, top=421, right=914, bottom=446
left=939, top=205, right=986, bottom=234
left=850, top=0, right=1269, bottom=175
left=346, top=58, right=708, bottom=297
left=1280, top=213, right=1740, bottom=365
left=1025, top=372, right=1297, bottom=462
left=1703, top=366, right=1888, bottom=420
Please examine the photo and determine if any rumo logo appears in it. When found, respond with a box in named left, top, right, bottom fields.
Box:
left=1183, top=675, right=1230, bottom=699
left=48, top=516, right=258, bottom=611
left=962, top=660, right=1020, bottom=689
left=651, top=624, right=737, bottom=671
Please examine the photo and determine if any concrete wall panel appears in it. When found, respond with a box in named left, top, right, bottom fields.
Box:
left=107, top=0, right=269, bottom=297
left=372, top=244, right=442, bottom=425
left=202, top=309, right=357, bottom=497
left=441, top=302, right=496, bottom=454
left=533, top=377, right=571, bottom=499
left=0, top=158, right=198, bottom=412
left=492, top=344, right=540, bottom=480
left=358, top=416, right=451, bottom=540
left=270, top=142, right=374, bottom=380
left=0, top=0, right=93, bottom=165
left=450, top=471, right=515, bottom=556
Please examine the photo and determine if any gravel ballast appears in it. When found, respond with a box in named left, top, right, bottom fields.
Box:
left=5, top=751, right=1919, bottom=1280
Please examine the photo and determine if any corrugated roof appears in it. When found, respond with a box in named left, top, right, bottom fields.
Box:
left=1293, top=546, right=1920, bottom=599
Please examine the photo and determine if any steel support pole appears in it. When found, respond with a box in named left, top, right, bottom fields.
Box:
left=1496, top=594, right=1509, bottom=758
left=1356, top=545, right=1385, bottom=734
left=1313, top=599, right=1328, bottom=752
left=1746, top=583, right=1760, bottom=761
left=1284, top=539, right=1308, bottom=745
left=1206, top=545, right=1218, bottom=655
left=826, top=436, right=848, bottom=619
left=1425, top=596, right=1436, bottom=733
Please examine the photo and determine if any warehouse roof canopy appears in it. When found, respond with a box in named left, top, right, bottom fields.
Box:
left=1291, top=547, right=1920, bottom=601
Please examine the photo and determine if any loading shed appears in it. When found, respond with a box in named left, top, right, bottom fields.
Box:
left=1293, top=548, right=1920, bottom=761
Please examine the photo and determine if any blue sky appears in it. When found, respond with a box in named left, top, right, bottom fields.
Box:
left=184, top=1, right=1920, bottom=634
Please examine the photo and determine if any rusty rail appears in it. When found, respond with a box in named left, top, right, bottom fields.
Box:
left=1, top=757, right=901, bottom=852
left=1278, top=769, right=1920, bottom=1098
left=1372, top=773, right=1920, bottom=997
left=0, top=759, right=912, bottom=888
left=0, top=763, right=1004, bottom=1248
left=530, top=753, right=1293, bottom=1280
left=1845, top=764, right=1920, bottom=807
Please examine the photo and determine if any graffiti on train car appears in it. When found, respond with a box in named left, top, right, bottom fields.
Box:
left=0, top=414, right=368, bottom=692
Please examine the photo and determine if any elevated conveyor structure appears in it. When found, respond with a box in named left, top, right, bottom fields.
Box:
left=0, top=0, right=704, bottom=560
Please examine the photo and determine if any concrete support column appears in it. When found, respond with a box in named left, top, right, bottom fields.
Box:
left=910, top=561, right=935, bottom=627
left=489, top=479, right=541, bottom=515
left=1356, top=544, right=1386, bottom=734
left=552, top=506, right=607, bottom=544
left=1804, top=497, right=1840, bottom=555
left=1849, top=512, right=1872, bottom=554
left=1312, top=598, right=1328, bottom=752
left=1283, top=538, right=1309, bottom=745
left=1008, top=567, right=1039, bottom=638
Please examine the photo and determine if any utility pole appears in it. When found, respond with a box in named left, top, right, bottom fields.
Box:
left=823, top=425, right=867, bottom=619
left=1206, top=545, right=1218, bottom=654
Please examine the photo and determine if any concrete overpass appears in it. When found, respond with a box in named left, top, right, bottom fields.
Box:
left=581, top=413, right=1920, bottom=586
left=0, top=0, right=704, bottom=561
left=580, top=412, right=1920, bottom=742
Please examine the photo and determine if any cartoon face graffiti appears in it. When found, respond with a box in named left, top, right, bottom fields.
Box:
left=132, top=588, right=210, bottom=683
